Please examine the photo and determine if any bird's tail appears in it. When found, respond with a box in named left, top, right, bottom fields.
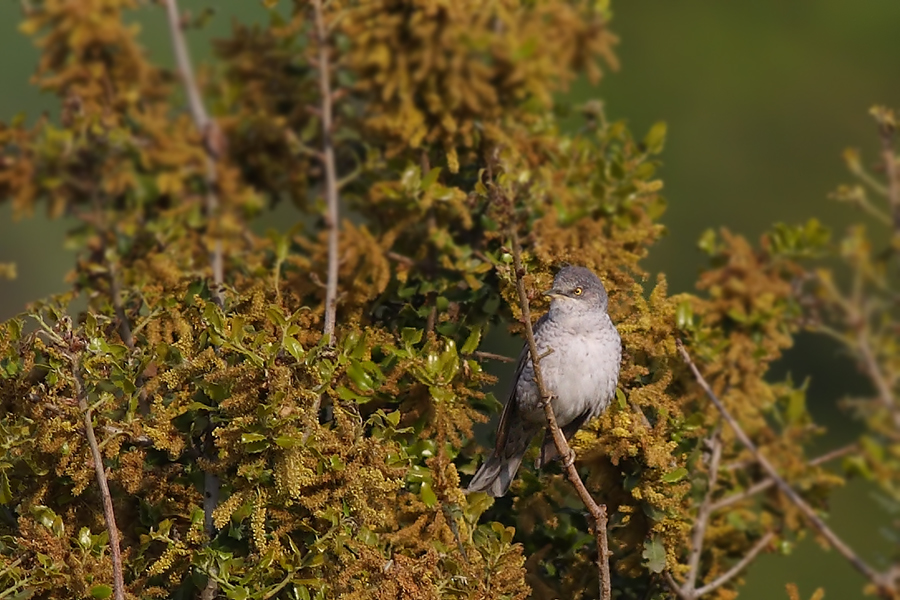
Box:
left=466, top=422, right=537, bottom=497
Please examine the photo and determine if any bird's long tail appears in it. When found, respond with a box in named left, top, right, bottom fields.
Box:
left=466, top=421, right=538, bottom=497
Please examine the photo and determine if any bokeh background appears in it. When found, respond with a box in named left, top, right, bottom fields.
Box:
left=2, top=1, right=899, bottom=597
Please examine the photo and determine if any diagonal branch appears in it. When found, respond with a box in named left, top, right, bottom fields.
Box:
left=70, top=355, right=125, bottom=600
left=162, top=4, right=224, bottom=599
left=312, top=0, right=340, bottom=345
left=163, top=0, right=223, bottom=305
left=509, top=230, right=611, bottom=600
left=711, top=444, right=858, bottom=512
left=877, top=115, right=900, bottom=235
left=677, top=339, right=890, bottom=596
left=694, top=531, right=775, bottom=597
left=684, top=426, right=723, bottom=594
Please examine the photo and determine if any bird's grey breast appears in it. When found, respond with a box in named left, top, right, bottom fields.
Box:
left=517, top=313, right=621, bottom=427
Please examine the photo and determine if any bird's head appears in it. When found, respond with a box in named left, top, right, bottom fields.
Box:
left=543, top=265, right=609, bottom=317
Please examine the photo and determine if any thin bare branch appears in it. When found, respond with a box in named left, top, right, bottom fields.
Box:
left=72, top=359, right=125, bottom=600
left=312, top=0, right=340, bottom=345
left=510, top=230, right=611, bottom=600
left=162, top=5, right=223, bottom=598
left=684, top=427, right=723, bottom=594
left=878, top=118, right=900, bottom=235
left=472, top=351, right=516, bottom=363
left=694, top=531, right=776, bottom=597
left=857, top=331, right=900, bottom=430
left=163, top=0, right=223, bottom=305
left=712, top=444, right=858, bottom=512
left=677, top=340, right=890, bottom=595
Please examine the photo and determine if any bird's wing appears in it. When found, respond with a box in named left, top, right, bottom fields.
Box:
left=494, top=313, right=548, bottom=456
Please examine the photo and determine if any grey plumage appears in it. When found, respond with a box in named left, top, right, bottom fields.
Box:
left=467, top=266, right=621, bottom=497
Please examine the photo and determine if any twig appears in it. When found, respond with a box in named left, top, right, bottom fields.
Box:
left=163, top=0, right=224, bottom=306
left=857, top=331, right=900, bottom=430
left=162, top=5, right=222, bottom=599
left=72, top=358, right=125, bottom=600
left=878, top=118, right=900, bottom=235
left=711, top=444, right=858, bottom=512
left=693, top=531, right=775, bottom=597
left=677, top=340, right=891, bottom=596
left=509, top=230, right=611, bottom=600
left=472, top=351, right=516, bottom=363
left=684, top=426, right=723, bottom=595
left=312, top=0, right=340, bottom=345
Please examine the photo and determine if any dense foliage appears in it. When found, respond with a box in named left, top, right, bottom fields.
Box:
left=0, top=1, right=896, bottom=599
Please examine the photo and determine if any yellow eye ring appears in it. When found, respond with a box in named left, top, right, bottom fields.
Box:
left=573, top=287, right=583, bottom=296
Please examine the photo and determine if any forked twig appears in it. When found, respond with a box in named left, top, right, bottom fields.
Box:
left=677, top=340, right=891, bottom=596
left=509, top=230, right=611, bottom=600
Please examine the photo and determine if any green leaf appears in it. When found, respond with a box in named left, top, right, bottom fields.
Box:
left=0, top=471, right=11, bottom=504
left=420, top=481, right=438, bottom=508
left=421, top=166, right=442, bottom=191
left=336, top=385, right=367, bottom=402
left=347, top=360, right=375, bottom=393
left=401, top=327, right=423, bottom=347
left=284, top=336, right=305, bottom=361
left=241, top=433, right=265, bottom=444
left=662, top=467, right=688, bottom=483
left=643, top=121, right=667, bottom=155
left=642, top=535, right=667, bottom=573
left=90, top=585, right=113, bottom=599
left=675, top=301, right=693, bottom=330
left=274, top=436, right=300, bottom=449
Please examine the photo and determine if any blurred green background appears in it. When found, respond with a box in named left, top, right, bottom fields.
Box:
left=2, top=1, right=898, bottom=597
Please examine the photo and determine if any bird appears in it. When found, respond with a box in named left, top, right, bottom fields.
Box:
left=466, top=265, right=621, bottom=497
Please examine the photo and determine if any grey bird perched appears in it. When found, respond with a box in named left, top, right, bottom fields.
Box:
left=467, top=265, right=621, bottom=497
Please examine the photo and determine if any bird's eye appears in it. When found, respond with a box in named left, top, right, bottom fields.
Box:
left=573, top=287, right=583, bottom=296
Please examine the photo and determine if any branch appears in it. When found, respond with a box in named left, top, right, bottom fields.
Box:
left=472, top=351, right=516, bottom=363
left=684, top=427, right=723, bottom=594
left=312, top=0, right=340, bottom=345
left=509, top=230, right=611, bottom=600
left=878, top=115, right=900, bottom=235
left=163, top=0, right=223, bottom=305
left=71, top=357, right=125, bottom=600
left=856, top=331, right=900, bottom=430
left=711, top=444, right=858, bottom=512
left=693, top=531, right=775, bottom=597
left=162, top=5, right=222, bottom=598
left=677, top=340, right=890, bottom=595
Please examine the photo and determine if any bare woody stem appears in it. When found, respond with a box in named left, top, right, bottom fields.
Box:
left=878, top=119, right=900, bottom=235
left=163, top=0, right=223, bottom=305
left=312, top=0, right=340, bottom=345
left=72, top=360, right=125, bottom=600
left=509, top=230, right=612, bottom=600
left=683, top=427, right=723, bottom=595
left=711, top=444, right=858, bottom=512
left=162, top=5, right=223, bottom=598
left=676, top=339, right=892, bottom=596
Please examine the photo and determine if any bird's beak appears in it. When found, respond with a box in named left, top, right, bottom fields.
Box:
left=542, top=288, right=564, bottom=299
